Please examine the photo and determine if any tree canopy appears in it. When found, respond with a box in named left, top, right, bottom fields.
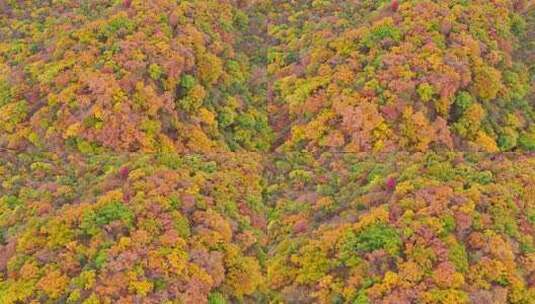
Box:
left=1, top=1, right=535, bottom=303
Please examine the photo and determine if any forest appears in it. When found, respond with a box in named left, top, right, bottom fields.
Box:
left=0, top=0, right=534, bottom=303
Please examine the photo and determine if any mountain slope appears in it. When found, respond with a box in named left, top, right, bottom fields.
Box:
left=268, top=0, right=535, bottom=152
left=0, top=0, right=272, bottom=154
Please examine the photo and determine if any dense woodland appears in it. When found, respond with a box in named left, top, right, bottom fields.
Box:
left=0, top=0, right=535, bottom=303
left=266, top=153, right=535, bottom=303
left=1, top=152, right=534, bottom=303
left=0, top=152, right=267, bottom=303
left=0, top=0, right=272, bottom=153
left=269, top=0, right=535, bottom=152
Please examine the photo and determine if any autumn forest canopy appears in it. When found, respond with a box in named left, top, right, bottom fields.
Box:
left=0, top=0, right=535, bottom=303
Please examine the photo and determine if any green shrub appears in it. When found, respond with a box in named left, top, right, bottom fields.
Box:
left=180, top=74, right=196, bottom=91
left=498, top=128, right=518, bottom=151
left=454, top=91, right=473, bottom=113
left=417, top=83, right=435, bottom=102
left=81, top=201, right=134, bottom=236
left=148, top=63, right=164, bottom=80
left=100, top=14, right=135, bottom=39
left=0, top=79, right=12, bottom=107
left=362, top=21, right=401, bottom=49
left=518, top=130, right=535, bottom=151
left=345, top=223, right=402, bottom=256
left=448, top=243, right=469, bottom=273
left=208, top=292, right=227, bottom=304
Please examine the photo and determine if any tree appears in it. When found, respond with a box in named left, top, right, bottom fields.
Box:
left=472, top=64, right=502, bottom=102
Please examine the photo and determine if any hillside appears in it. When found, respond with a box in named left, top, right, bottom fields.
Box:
left=268, top=0, right=535, bottom=152
left=0, top=0, right=272, bottom=153
left=0, top=1, right=535, bottom=304
left=265, top=152, right=535, bottom=303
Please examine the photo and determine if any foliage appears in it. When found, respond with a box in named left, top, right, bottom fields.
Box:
left=0, top=0, right=272, bottom=153
left=345, top=223, right=401, bottom=255
left=265, top=153, right=535, bottom=303
left=1, top=1, right=535, bottom=303
left=269, top=0, right=535, bottom=152
left=0, top=152, right=267, bottom=303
